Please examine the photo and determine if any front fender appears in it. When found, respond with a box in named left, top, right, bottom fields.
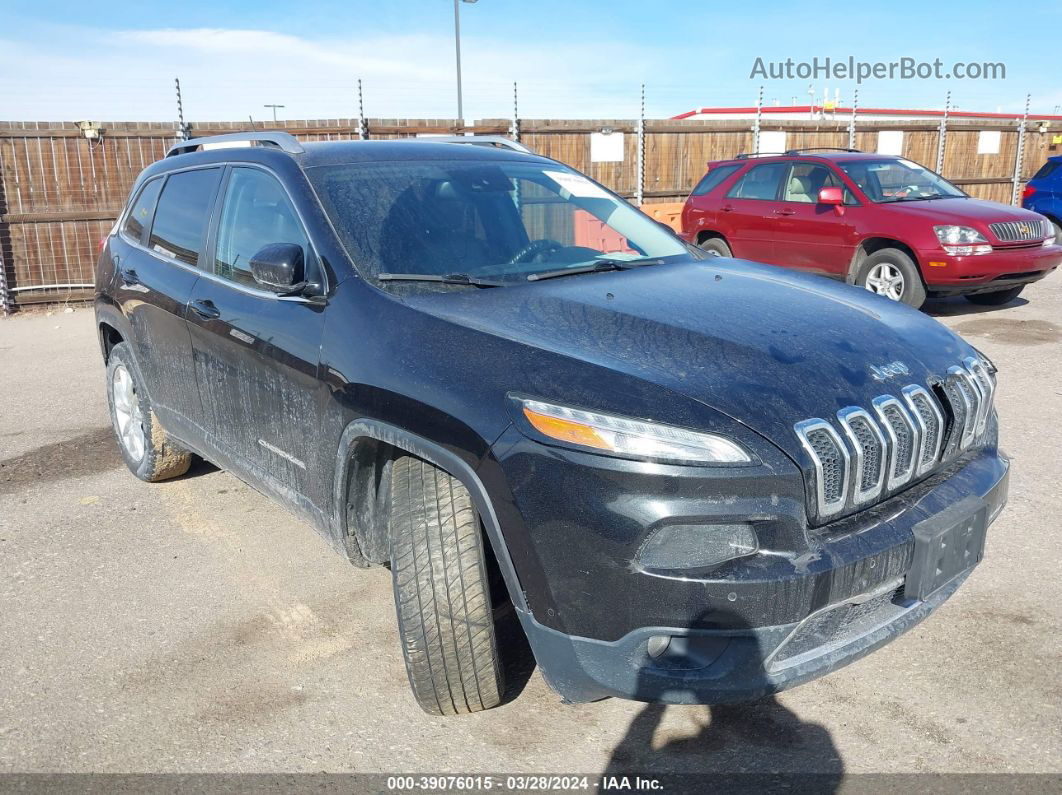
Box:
left=329, top=418, right=528, bottom=613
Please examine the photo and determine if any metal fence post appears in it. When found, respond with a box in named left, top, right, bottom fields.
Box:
left=847, top=88, right=859, bottom=150
left=509, top=82, right=520, bottom=143
left=935, top=90, right=950, bottom=174
left=752, top=85, right=763, bottom=153
left=357, top=78, right=368, bottom=140
left=174, top=77, right=189, bottom=141
left=0, top=139, right=9, bottom=315
left=1011, top=94, right=1030, bottom=206
left=635, top=83, right=645, bottom=207
left=0, top=250, right=11, bottom=317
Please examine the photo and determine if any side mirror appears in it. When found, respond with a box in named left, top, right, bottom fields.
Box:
left=250, top=243, right=305, bottom=293
left=817, top=186, right=844, bottom=205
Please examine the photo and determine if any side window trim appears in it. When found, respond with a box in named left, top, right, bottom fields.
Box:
left=120, top=161, right=326, bottom=303
left=201, top=164, right=232, bottom=278
left=780, top=163, right=798, bottom=203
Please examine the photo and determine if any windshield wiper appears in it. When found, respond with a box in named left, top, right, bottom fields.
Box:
left=880, top=193, right=948, bottom=203
left=526, top=258, right=665, bottom=282
left=377, top=272, right=503, bottom=288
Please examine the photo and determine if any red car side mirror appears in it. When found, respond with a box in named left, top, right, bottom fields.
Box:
left=817, top=186, right=844, bottom=205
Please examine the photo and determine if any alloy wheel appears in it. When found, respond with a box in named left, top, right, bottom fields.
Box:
left=112, top=364, right=146, bottom=462
left=864, top=262, right=905, bottom=301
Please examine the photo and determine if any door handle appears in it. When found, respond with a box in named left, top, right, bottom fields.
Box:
left=721, top=204, right=734, bottom=212
left=775, top=208, right=796, bottom=216
left=118, top=267, right=139, bottom=285
left=189, top=298, right=221, bottom=320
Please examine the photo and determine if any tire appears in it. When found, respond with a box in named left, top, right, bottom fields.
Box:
left=388, top=455, right=504, bottom=715
left=105, top=342, right=193, bottom=482
left=697, top=236, right=732, bottom=257
left=855, top=248, right=926, bottom=309
left=965, top=285, right=1025, bottom=306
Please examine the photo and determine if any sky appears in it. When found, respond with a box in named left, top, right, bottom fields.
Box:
left=0, top=0, right=1057, bottom=123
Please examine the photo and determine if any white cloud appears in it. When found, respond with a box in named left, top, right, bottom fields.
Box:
left=0, top=24, right=713, bottom=122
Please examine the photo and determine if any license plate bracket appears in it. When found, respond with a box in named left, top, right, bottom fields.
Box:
left=905, top=496, right=988, bottom=601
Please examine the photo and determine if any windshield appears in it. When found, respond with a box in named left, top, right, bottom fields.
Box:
left=837, top=158, right=966, bottom=203
left=307, top=159, right=690, bottom=285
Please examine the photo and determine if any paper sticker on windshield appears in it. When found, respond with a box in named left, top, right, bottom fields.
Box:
left=545, top=170, right=611, bottom=199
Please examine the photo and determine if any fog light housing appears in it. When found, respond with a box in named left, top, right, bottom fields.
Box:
left=637, top=523, right=758, bottom=571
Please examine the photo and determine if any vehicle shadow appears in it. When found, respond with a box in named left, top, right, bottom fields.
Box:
left=175, top=454, right=220, bottom=480
left=600, top=609, right=843, bottom=793
left=923, top=295, right=1029, bottom=317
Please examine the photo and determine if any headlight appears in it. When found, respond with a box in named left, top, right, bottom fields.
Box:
left=518, top=398, right=753, bottom=464
left=973, top=346, right=998, bottom=378
left=934, top=225, right=991, bottom=256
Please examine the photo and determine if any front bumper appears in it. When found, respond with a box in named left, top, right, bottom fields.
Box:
left=489, top=430, right=1009, bottom=704
left=919, top=243, right=1061, bottom=293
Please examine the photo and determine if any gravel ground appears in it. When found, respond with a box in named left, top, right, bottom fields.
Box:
left=0, top=283, right=1059, bottom=781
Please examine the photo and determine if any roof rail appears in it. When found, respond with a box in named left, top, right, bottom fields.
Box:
left=734, top=152, right=787, bottom=160
left=166, top=131, right=305, bottom=158
left=783, top=147, right=862, bottom=155
left=411, top=135, right=534, bottom=154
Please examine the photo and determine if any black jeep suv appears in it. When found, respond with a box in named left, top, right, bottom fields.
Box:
left=95, top=131, right=1009, bottom=715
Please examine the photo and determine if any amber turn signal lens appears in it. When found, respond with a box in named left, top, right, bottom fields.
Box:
left=523, top=406, right=611, bottom=450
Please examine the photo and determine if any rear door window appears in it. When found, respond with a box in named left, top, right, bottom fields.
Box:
left=148, top=168, right=222, bottom=266
left=123, top=178, right=163, bottom=243
left=726, top=163, right=788, bottom=201
left=691, top=164, right=741, bottom=196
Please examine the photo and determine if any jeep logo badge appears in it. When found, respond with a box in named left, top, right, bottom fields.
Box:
left=870, top=361, right=911, bottom=381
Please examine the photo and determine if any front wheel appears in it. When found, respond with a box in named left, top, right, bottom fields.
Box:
left=965, top=285, right=1025, bottom=306
left=855, top=249, right=926, bottom=309
left=388, top=455, right=505, bottom=715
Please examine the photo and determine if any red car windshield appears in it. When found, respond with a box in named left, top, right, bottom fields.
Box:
left=838, top=158, right=966, bottom=203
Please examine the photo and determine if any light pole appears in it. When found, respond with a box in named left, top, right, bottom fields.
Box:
left=263, top=104, right=285, bottom=124
left=453, top=0, right=478, bottom=125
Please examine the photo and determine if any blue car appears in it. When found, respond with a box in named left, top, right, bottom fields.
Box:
left=1023, top=156, right=1062, bottom=235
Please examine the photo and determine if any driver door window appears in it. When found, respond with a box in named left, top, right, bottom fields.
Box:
left=783, top=163, right=854, bottom=204
left=214, top=168, right=311, bottom=288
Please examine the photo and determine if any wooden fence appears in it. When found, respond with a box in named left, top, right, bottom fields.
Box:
left=1, top=115, right=1057, bottom=309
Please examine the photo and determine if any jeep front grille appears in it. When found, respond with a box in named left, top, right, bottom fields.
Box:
left=795, top=359, right=995, bottom=523
left=989, top=218, right=1049, bottom=243
left=901, top=385, right=944, bottom=476
left=795, top=420, right=849, bottom=518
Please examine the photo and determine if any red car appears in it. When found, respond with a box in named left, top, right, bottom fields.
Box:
left=680, top=149, right=1062, bottom=308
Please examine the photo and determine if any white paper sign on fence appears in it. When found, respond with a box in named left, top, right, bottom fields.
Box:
left=590, top=132, right=624, bottom=162
left=757, top=130, right=787, bottom=154
left=877, top=131, right=905, bottom=155
left=977, top=130, right=1001, bottom=155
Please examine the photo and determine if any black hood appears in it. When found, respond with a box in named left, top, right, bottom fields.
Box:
left=403, top=259, right=975, bottom=461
